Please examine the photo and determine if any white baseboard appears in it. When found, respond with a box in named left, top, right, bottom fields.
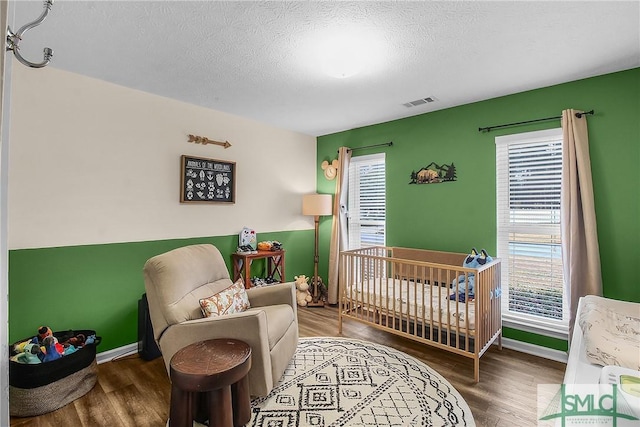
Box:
left=96, top=342, right=139, bottom=364
left=98, top=338, right=568, bottom=366
left=497, top=337, right=568, bottom=364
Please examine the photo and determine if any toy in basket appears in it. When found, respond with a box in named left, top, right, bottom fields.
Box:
left=9, top=328, right=101, bottom=417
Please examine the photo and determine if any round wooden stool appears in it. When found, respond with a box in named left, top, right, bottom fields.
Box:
left=169, top=339, right=252, bottom=427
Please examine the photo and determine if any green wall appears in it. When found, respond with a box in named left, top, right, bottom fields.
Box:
left=316, top=68, right=640, bottom=348
left=9, top=68, right=639, bottom=355
left=9, top=230, right=314, bottom=352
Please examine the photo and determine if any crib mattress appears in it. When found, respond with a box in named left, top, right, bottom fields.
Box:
left=344, top=278, right=476, bottom=331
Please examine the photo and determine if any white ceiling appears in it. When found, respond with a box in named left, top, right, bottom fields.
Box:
left=10, top=1, right=640, bottom=137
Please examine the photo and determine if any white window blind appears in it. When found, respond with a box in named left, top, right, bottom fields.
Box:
left=496, top=128, right=568, bottom=337
left=348, top=153, right=385, bottom=250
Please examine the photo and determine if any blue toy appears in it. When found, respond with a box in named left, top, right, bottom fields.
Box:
left=39, top=336, right=62, bottom=363
left=63, top=344, right=78, bottom=356
left=450, top=249, right=493, bottom=302
left=476, top=249, right=493, bottom=266
left=16, top=343, right=42, bottom=364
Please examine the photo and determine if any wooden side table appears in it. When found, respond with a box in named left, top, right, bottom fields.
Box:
left=232, top=250, right=285, bottom=289
left=169, top=339, right=252, bottom=427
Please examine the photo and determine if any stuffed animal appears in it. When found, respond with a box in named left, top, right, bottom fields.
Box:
left=239, top=227, right=257, bottom=251
left=270, top=241, right=283, bottom=251
left=316, top=276, right=328, bottom=303
left=63, top=345, right=78, bottom=356
left=257, top=240, right=283, bottom=251
left=59, top=333, right=86, bottom=349
left=477, top=249, right=493, bottom=266
left=451, top=248, right=479, bottom=301
left=13, top=338, right=35, bottom=354
left=257, top=241, right=272, bottom=251
left=37, top=326, right=53, bottom=343
left=16, top=343, right=42, bottom=364
left=39, top=336, right=62, bottom=363
left=66, top=333, right=86, bottom=348
left=451, top=248, right=494, bottom=302
left=294, top=275, right=312, bottom=307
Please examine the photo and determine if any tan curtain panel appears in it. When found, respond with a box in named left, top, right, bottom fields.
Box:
left=327, top=147, right=351, bottom=305
left=561, top=109, right=603, bottom=342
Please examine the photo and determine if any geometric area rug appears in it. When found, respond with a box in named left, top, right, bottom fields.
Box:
left=248, top=337, right=476, bottom=427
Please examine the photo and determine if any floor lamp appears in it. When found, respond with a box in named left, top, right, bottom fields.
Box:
left=302, top=194, right=333, bottom=307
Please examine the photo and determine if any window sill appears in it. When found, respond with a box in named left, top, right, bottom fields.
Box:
left=502, top=315, right=569, bottom=341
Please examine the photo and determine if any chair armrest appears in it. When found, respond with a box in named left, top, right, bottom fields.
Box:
left=159, top=310, right=273, bottom=389
left=247, top=282, right=296, bottom=313
left=163, top=309, right=269, bottom=344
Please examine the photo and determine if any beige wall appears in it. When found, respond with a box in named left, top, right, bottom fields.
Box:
left=8, top=65, right=316, bottom=249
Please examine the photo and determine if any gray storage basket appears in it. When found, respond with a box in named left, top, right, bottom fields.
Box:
left=9, top=330, right=100, bottom=417
left=9, top=359, right=98, bottom=417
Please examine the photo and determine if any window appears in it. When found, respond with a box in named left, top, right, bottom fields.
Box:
left=496, top=128, right=568, bottom=338
left=347, top=153, right=385, bottom=250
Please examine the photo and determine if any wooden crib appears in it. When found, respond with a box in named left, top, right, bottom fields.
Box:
left=339, top=246, right=502, bottom=382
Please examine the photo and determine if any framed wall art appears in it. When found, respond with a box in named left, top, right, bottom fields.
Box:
left=180, top=155, right=236, bottom=203
left=409, top=162, right=457, bottom=185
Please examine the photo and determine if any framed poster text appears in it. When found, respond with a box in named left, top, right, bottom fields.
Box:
left=180, top=155, right=236, bottom=203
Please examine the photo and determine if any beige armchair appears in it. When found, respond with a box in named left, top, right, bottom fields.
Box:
left=143, top=244, right=298, bottom=397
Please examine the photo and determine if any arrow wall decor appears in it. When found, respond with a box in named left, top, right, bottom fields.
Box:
left=187, top=134, right=232, bottom=149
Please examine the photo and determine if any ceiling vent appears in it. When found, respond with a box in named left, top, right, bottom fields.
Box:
left=403, top=96, right=437, bottom=108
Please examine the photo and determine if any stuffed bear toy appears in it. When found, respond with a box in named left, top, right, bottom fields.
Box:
left=61, top=333, right=86, bottom=349
left=294, top=275, right=312, bottom=307
left=450, top=248, right=492, bottom=302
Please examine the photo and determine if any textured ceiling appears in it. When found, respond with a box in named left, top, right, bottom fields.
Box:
left=11, top=1, right=640, bottom=137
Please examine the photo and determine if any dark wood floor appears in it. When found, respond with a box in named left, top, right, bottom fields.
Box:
left=10, top=305, right=566, bottom=427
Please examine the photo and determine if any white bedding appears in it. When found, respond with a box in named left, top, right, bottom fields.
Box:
left=565, top=295, right=640, bottom=385
left=578, top=295, right=640, bottom=371
left=345, top=278, right=476, bottom=331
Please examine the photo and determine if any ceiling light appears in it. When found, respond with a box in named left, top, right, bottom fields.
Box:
left=318, top=33, right=367, bottom=79
left=302, top=26, right=387, bottom=79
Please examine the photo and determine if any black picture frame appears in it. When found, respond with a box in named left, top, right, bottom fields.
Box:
left=180, top=155, right=236, bottom=203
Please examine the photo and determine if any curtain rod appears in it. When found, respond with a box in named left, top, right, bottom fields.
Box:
left=341, top=141, right=393, bottom=153
left=478, top=110, right=594, bottom=133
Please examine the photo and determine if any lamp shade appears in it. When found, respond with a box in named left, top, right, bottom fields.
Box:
left=302, top=194, right=333, bottom=216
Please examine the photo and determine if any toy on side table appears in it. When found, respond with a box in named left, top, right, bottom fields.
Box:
left=237, top=227, right=258, bottom=254
left=294, top=275, right=312, bottom=307
left=257, top=240, right=283, bottom=251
